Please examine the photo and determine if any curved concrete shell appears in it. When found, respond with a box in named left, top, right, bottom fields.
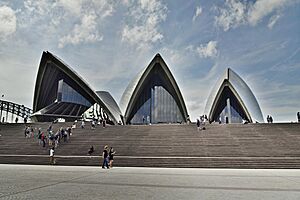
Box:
left=32, top=51, right=119, bottom=123
left=96, top=91, right=122, bottom=124
left=204, top=68, right=263, bottom=123
left=120, top=54, right=188, bottom=124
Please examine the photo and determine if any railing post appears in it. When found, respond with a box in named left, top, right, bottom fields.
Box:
left=11, top=103, right=15, bottom=122
left=6, top=102, right=9, bottom=122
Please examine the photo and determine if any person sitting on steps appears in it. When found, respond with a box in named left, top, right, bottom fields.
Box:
left=88, top=145, right=94, bottom=156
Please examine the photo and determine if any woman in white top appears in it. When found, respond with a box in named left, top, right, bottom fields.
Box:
left=49, top=147, right=55, bottom=165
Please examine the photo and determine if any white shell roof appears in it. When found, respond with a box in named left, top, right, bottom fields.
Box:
left=119, top=54, right=188, bottom=122
left=96, top=91, right=122, bottom=123
left=204, top=68, right=264, bottom=123
left=34, top=51, right=120, bottom=124
left=119, top=69, right=146, bottom=115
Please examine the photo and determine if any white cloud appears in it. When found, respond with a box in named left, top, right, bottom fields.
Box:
left=89, top=0, right=115, bottom=19
left=215, top=0, right=297, bottom=31
left=192, top=6, right=202, bottom=21
left=268, top=14, right=281, bottom=29
left=0, top=6, right=16, bottom=41
left=215, top=0, right=247, bottom=31
left=58, top=13, right=103, bottom=48
left=57, top=0, right=83, bottom=15
left=23, top=0, right=53, bottom=15
left=57, top=0, right=115, bottom=47
left=20, top=0, right=116, bottom=47
left=248, top=0, right=290, bottom=26
left=122, top=0, right=168, bottom=48
left=20, top=0, right=56, bottom=27
left=196, top=41, right=218, bottom=58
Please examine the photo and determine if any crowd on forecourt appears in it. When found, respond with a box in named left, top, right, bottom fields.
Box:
left=23, top=119, right=116, bottom=167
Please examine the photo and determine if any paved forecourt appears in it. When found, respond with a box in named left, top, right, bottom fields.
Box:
left=0, top=164, right=300, bottom=200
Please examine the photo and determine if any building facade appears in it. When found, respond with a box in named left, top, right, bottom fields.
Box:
left=31, top=52, right=263, bottom=125
left=119, top=54, right=189, bottom=124
left=31, top=51, right=122, bottom=124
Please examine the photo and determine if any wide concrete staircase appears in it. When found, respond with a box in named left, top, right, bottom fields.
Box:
left=0, top=122, right=300, bottom=168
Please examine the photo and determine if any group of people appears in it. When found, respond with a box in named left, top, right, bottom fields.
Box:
left=80, top=119, right=107, bottom=129
left=102, top=145, right=116, bottom=169
left=266, top=115, right=274, bottom=123
left=23, top=123, right=73, bottom=165
left=86, top=145, right=116, bottom=169
left=45, top=125, right=72, bottom=165
left=196, top=115, right=207, bottom=131
left=24, top=126, right=34, bottom=138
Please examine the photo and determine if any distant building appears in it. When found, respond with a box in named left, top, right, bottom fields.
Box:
left=119, top=54, right=188, bottom=124
left=204, top=68, right=264, bottom=123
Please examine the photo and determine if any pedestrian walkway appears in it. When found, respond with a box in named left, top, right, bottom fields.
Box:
left=0, top=164, right=300, bottom=200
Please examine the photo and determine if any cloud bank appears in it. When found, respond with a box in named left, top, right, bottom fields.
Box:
left=0, top=6, right=16, bottom=41
left=196, top=41, right=218, bottom=58
left=215, top=0, right=295, bottom=31
left=122, top=0, right=168, bottom=48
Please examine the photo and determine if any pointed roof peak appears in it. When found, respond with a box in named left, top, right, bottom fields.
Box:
left=224, top=67, right=234, bottom=80
left=155, top=53, right=162, bottom=57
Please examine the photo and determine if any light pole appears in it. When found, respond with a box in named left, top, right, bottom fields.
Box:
left=0, top=94, right=4, bottom=123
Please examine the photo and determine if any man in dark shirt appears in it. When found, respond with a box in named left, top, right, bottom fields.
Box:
left=102, top=145, right=109, bottom=169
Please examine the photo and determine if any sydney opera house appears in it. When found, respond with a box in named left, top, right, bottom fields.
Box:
left=31, top=51, right=263, bottom=124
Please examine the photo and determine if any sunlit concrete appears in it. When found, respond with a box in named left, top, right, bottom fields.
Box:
left=0, top=164, right=300, bottom=200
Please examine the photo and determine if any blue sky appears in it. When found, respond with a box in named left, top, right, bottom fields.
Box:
left=0, top=0, right=299, bottom=122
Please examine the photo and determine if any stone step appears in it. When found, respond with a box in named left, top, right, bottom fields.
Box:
left=1, top=122, right=300, bottom=168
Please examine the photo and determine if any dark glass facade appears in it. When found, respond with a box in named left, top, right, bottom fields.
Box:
left=152, top=86, right=183, bottom=123
left=129, top=64, right=184, bottom=124
left=212, top=86, right=249, bottom=123
left=57, top=79, right=92, bottom=107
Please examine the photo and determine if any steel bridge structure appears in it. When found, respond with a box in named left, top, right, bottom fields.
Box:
left=0, top=100, right=32, bottom=123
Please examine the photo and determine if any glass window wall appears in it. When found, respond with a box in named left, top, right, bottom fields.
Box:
left=57, top=79, right=92, bottom=107
left=130, top=85, right=183, bottom=124
left=213, top=86, right=248, bottom=123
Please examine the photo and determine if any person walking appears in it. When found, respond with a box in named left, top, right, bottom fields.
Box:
left=102, top=119, right=106, bottom=128
left=297, top=112, right=300, bottom=123
left=109, top=147, right=116, bottom=168
left=102, top=145, right=109, bottom=169
left=91, top=120, right=95, bottom=129
left=41, top=132, right=46, bottom=147
left=49, top=147, right=55, bottom=165
left=270, top=116, right=273, bottom=123
left=81, top=120, right=85, bottom=129
left=267, top=115, right=269, bottom=123
left=196, top=119, right=200, bottom=131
